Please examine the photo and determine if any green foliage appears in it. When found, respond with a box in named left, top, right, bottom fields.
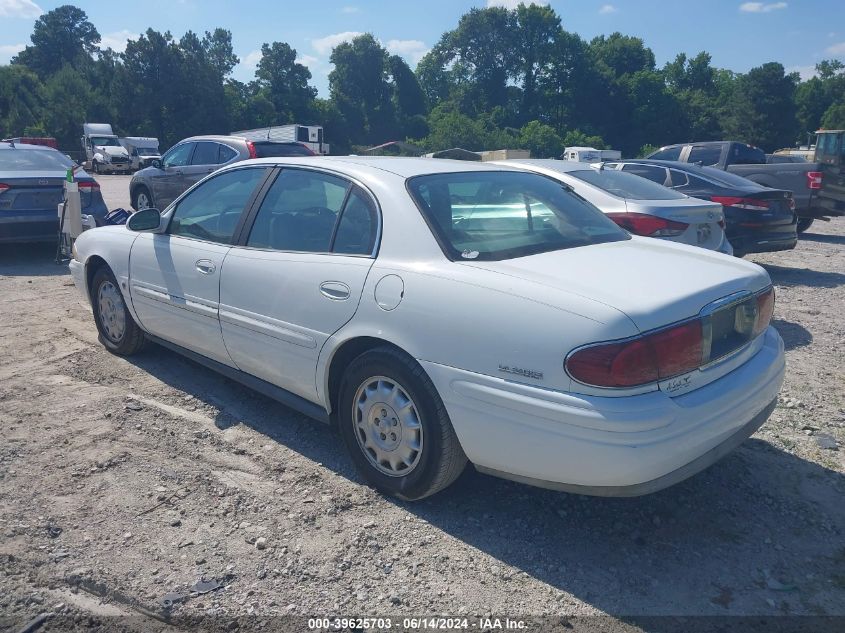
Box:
left=561, top=130, right=607, bottom=150
left=255, top=42, right=316, bottom=124
left=518, top=120, right=563, bottom=158
left=13, top=5, right=100, bottom=78
left=638, top=144, right=658, bottom=158
left=821, top=103, right=845, bottom=130
left=0, top=65, right=45, bottom=136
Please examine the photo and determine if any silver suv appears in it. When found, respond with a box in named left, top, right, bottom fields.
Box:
left=129, top=135, right=315, bottom=211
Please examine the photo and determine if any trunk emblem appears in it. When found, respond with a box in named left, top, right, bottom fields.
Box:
left=38, top=179, right=48, bottom=185
left=697, top=223, right=712, bottom=244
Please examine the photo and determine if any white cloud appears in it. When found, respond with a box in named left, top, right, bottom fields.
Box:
left=385, top=39, right=430, bottom=65
left=99, top=30, right=139, bottom=53
left=311, top=31, right=364, bottom=55
left=486, top=0, right=547, bottom=8
left=295, top=54, right=319, bottom=69
left=239, top=49, right=262, bottom=71
left=340, top=5, right=359, bottom=13
left=598, top=4, right=617, bottom=14
left=0, top=43, right=25, bottom=62
left=0, top=0, right=42, bottom=18
left=826, top=41, right=845, bottom=56
left=739, top=2, right=787, bottom=13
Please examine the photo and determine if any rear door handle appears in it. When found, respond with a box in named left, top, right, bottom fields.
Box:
left=195, top=259, right=216, bottom=275
left=320, top=281, right=350, bottom=300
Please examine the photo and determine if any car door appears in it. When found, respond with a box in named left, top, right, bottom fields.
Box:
left=219, top=167, right=379, bottom=402
left=129, top=166, right=272, bottom=365
left=182, top=141, right=224, bottom=191
left=150, top=142, right=195, bottom=210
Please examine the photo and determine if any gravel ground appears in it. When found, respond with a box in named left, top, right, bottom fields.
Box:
left=95, top=173, right=132, bottom=212
left=0, top=217, right=843, bottom=632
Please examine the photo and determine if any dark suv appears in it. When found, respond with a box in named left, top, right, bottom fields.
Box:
left=129, top=135, right=315, bottom=211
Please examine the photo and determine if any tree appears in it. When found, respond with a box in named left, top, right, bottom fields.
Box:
left=512, top=3, right=562, bottom=123
left=13, top=5, right=100, bottom=77
left=43, top=65, right=91, bottom=149
left=518, top=120, right=562, bottom=158
left=202, top=29, right=239, bottom=80
left=561, top=129, right=607, bottom=150
left=329, top=34, right=396, bottom=144
left=254, top=42, right=316, bottom=123
left=821, top=102, right=845, bottom=129
left=0, top=65, right=45, bottom=136
left=589, top=33, right=655, bottom=78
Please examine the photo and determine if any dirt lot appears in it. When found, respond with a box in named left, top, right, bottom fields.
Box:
left=0, top=213, right=843, bottom=632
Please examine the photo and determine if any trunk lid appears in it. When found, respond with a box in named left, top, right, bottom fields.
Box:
left=460, top=237, right=771, bottom=333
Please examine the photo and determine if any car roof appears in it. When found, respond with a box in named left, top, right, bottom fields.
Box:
left=0, top=142, right=57, bottom=151
left=228, top=156, right=524, bottom=178
left=495, top=159, right=595, bottom=173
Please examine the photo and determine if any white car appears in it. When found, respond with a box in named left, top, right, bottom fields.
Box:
left=70, top=157, right=784, bottom=500
left=495, top=159, right=733, bottom=254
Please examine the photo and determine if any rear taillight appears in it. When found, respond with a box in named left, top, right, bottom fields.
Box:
left=0, top=183, right=9, bottom=193
left=606, top=212, right=689, bottom=237
left=566, top=287, right=774, bottom=389
left=711, top=196, right=770, bottom=211
left=246, top=141, right=257, bottom=159
left=77, top=181, right=100, bottom=192
left=807, top=171, right=823, bottom=190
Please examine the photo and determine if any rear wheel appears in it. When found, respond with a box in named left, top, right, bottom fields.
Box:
left=91, top=266, right=145, bottom=356
left=796, top=217, right=814, bottom=233
left=133, top=186, right=153, bottom=211
left=338, top=347, right=467, bottom=500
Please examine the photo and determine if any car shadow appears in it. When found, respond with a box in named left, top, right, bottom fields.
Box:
left=799, top=232, right=845, bottom=246
left=759, top=263, right=845, bottom=289
left=125, top=343, right=845, bottom=617
left=771, top=318, right=813, bottom=351
left=0, top=243, right=69, bottom=277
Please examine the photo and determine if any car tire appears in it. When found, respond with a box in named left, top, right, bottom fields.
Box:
left=796, top=218, right=814, bottom=233
left=338, top=346, right=467, bottom=500
left=91, top=266, right=146, bottom=356
left=132, top=186, right=153, bottom=211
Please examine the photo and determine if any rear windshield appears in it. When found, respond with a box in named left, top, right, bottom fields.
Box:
left=568, top=168, right=686, bottom=200
left=0, top=148, right=74, bottom=171
left=407, top=171, right=629, bottom=261
left=697, top=165, right=764, bottom=188
left=254, top=142, right=314, bottom=158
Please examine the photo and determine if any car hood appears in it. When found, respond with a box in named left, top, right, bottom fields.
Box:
left=458, top=236, right=771, bottom=333
left=97, top=146, right=129, bottom=157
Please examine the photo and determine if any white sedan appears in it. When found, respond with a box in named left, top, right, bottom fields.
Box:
left=495, top=159, right=733, bottom=254
left=70, top=157, right=784, bottom=500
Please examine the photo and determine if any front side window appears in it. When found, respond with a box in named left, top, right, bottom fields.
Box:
left=169, top=167, right=268, bottom=244
left=648, top=146, right=682, bottom=161
left=688, top=145, right=722, bottom=166
left=407, top=171, right=628, bottom=261
left=246, top=169, right=349, bottom=252
left=163, top=143, right=193, bottom=168
left=567, top=168, right=686, bottom=200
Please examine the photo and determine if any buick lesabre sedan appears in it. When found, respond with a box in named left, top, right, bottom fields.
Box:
left=70, top=157, right=785, bottom=500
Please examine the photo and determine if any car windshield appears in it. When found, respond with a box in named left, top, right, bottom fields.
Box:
left=136, top=148, right=158, bottom=156
left=0, top=148, right=74, bottom=171
left=568, top=168, right=686, bottom=200
left=407, top=171, right=629, bottom=261
left=90, top=136, right=121, bottom=147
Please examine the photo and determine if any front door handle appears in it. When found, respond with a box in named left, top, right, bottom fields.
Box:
left=320, top=281, right=350, bottom=300
left=195, top=259, right=216, bottom=275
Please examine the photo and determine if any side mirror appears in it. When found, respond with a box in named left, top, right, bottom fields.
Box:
left=127, top=208, right=162, bottom=232
left=150, top=158, right=163, bottom=169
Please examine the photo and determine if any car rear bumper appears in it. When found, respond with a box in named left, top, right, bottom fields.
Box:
left=421, top=326, right=784, bottom=496
left=0, top=213, right=58, bottom=243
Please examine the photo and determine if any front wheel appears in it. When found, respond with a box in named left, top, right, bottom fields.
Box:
left=91, top=266, right=146, bottom=355
left=132, top=186, right=153, bottom=211
left=338, top=347, right=467, bottom=500
left=796, top=217, right=814, bottom=233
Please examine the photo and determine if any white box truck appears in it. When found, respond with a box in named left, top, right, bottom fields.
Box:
left=81, top=123, right=132, bottom=174
left=119, top=137, right=161, bottom=171
left=231, top=124, right=329, bottom=155
left=563, top=146, right=622, bottom=162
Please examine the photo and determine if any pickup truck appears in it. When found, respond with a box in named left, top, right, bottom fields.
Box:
left=647, top=141, right=828, bottom=232
left=813, top=129, right=845, bottom=222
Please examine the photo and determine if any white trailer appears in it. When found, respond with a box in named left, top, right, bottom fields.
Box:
left=81, top=123, right=132, bottom=174
left=231, top=124, right=329, bottom=155
left=119, top=136, right=161, bottom=171
left=563, top=146, right=622, bottom=162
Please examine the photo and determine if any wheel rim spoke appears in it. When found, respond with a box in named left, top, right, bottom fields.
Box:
left=98, top=281, right=126, bottom=343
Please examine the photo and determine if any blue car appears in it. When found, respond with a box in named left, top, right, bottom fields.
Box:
left=0, top=142, right=108, bottom=243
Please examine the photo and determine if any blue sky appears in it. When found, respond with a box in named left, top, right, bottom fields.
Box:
left=2, top=0, right=844, bottom=96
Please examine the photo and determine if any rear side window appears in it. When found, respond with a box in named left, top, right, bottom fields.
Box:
left=332, top=189, right=378, bottom=255
left=246, top=169, right=349, bottom=252
left=620, top=164, right=669, bottom=185
left=0, top=148, right=73, bottom=171
left=669, top=169, right=690, bottom=187
left=407, top=171, right=628, bottom=261
left=688, top=145, right=722, bottom=166
left=169, top=167, right=268, bottom=244
left=731, top=144, right=766, bottom=165
left=218, top=144, right=238, bottom=163
left=253, top=142, right=314, bottom=158
left=191, top=142, right=220, bottom=166
left=568, top=168, right=686, bottom=200
left=647, top=146, right=682, bottom=161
